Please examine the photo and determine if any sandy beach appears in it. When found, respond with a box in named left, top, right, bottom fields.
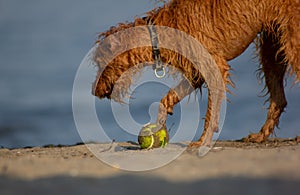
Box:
left=1, top=139, right=300, bottom=195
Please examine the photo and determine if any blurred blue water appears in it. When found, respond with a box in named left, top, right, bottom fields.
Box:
left=0, top=0, right=299, bottom=148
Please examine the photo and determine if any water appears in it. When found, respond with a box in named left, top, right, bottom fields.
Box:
left=0, top=0, right=299, bottom=148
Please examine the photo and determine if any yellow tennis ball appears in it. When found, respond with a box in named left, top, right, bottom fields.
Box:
left=154, top=127, right=169, bottom=147
left=138, top=124, right=169, bottom=149
left=138, top=127, right=154, bottom=149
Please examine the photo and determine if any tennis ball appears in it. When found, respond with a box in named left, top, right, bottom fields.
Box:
left=138, top=127, right=154, bottom=149
left=153, top=128, right=169, bottom=147
left=138, top=124, right=169, bottom=149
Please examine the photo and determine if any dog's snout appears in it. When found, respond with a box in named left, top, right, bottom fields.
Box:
left=92, top=79, right=112, bottom=99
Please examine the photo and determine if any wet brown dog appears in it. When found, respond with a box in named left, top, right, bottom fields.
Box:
left=92, top=0, right=300, bottom=147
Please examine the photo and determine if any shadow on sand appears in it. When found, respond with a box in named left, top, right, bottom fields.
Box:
left=1, top=174, right=299, bottom=195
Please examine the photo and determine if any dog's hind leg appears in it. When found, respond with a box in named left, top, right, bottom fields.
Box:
left=244, top=32, right=288, bottom=142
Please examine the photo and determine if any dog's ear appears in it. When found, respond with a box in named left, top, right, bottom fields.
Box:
left=107, top=36, right=121, bottom=52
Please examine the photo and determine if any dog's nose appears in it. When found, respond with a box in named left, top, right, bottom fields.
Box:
left=92, top=83, right=112, bottom=99
left=104, top=92, right=111, bottom=99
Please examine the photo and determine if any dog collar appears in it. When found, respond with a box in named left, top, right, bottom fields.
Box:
left=147, top=25, right=166, bottom=78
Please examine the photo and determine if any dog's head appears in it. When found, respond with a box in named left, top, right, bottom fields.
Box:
left=92, top=38, right=116, bottom=99
left=91, top=5, right=206, bottom=101
left=92, top=23, right=151, bottom=102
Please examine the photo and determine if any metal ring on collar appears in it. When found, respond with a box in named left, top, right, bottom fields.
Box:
left=154, top=67, right=166, bottom=78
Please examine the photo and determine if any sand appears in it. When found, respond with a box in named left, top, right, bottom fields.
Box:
left=1, top=139, right=300, bottom=195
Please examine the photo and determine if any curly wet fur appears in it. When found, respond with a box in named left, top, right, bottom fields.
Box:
left=93, top=0, right=300, bottom=146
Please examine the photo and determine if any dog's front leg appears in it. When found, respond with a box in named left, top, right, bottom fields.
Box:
left=156, top=78, right=216, bottom=147
left=189, top=89, right=216, bottom=148
left=156, top=79, right=196, bottom=125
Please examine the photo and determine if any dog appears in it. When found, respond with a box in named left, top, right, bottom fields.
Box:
left=92, top=0, right=300, bottom=147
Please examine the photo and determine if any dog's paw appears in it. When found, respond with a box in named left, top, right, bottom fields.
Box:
left=242, top=133, right=266, bottom=143
left=188, top=141, right=203, bottom=148
left=187, top=141, right=212, bottom=156
left=188, top=140, right=211, bottom=148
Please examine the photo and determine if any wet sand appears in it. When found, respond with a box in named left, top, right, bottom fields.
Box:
left=1, top=139, right=300, bottom=195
